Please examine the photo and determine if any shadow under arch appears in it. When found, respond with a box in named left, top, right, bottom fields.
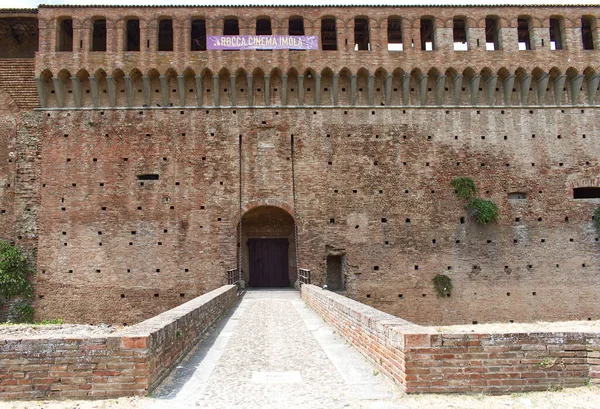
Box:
left=239, top=205, right=297, bottom=288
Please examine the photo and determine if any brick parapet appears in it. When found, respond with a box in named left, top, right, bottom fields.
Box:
left=34, top=6, right=600, bottom=77
left=301, top=284, right=600, bottom=394
left=0, top=284, right=237, bottom=400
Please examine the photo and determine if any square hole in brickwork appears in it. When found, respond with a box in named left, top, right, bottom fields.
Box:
left=137, top=206, right=142, bottom=210
left=398, top=294, right=403, bottom=298
left=101, top=207, right=106, bottom=211
left=170, top=206, right=175, bottom=210
left=366, top=294, right=370, bottom=298
left=373, top=266, right=379, bottom=271
left=405, top=218, right=411, bottom=223
left=99, top=183, right=104, bottom=187
left=72, top=183, right=76, bottom=187
left=414, top=265, right=418, bottom=270
left=381, top=218, right=387, bottom=223
left=456, top=240, right=461, bottom=243
left=68, top=269, right=73, bottom=273
left=329, top=218, right=335, bottom=224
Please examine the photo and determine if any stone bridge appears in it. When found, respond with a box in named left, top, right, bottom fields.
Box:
left=1, top=283, right=599, bottom=404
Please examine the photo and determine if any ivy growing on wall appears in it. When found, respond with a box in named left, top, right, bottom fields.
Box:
left=0, top=240, right=34, bottom=323
left=594, top=206, right=600, bottom=231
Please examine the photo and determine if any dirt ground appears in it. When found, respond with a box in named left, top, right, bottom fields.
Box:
left=430, top=319, right=600, bottom=334
left=0, top=385, right=598, bottom=409
left=0, top=324, right=118, bottom=340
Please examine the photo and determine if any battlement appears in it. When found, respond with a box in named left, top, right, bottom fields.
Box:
left=31, top=5, right=600, bottom=109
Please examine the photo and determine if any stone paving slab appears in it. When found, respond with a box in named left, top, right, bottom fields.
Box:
left=148, top=289, right=404, bottom=409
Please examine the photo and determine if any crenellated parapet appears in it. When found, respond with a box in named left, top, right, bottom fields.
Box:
left=32, top=5, right=600, bottom=109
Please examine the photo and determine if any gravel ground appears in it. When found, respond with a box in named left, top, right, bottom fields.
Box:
left=0, top=324, right=118, bottom=339
left=0, top=386, right=599, bottom=409
left=430, top=319, right=600, bottom=334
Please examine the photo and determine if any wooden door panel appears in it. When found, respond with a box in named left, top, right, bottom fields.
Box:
left=248, top=238, right=289, bottom=287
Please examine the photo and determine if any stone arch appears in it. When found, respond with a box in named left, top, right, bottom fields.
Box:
left=566, top=67, right=583, bottom=105
left=338, top=67, right=352, bottom=106
left=164, top=68, right=178, bottom=106
left=57, top=69, right=73, bottom=107
left=373, top=68, right=387, bottom=106
left=76, top=69, right=92, bottom=107
left=239, top=205, right=297, bottom=287
left=549, top=66, right=566, bottom=105
left=303, top=68, right=317, bottom=105
left=583, top=66, right=599, bottom=105
left=497, top=67, right=513, bottom=106
left=531, top=67, right=547, bottom=106
left=218, top=68, right=231, bottom=106
left=94, top=69, right=109, bottom=107
left=147, top=68, right=161, bottom=106
left=426, top=67, right=442, bottom=105
left=111, top=69, right=126, bottom=107
left=390, top=68, right=405, bottom=106
left=480, top=67, right=497, bottom=106
left=356, top=67, right=369, bottom=105
left=269, top=68, right=282, bottom=106
left=444, top=67, right=459, bottom=105
left=129, top=68, right=143, bottom=107
left=253, top=68, right=266, bottom=106
left=286, top=67, right=299, bottom=106
left=321, top=67, right=334, bottom=106
left=200, top=68, right=213, bottom=107
left=182, top=67, right=196, bottom=107
left=234, top=68, right=248, bottom=107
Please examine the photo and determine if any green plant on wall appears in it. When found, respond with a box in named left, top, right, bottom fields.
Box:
left=594, top=207, right=600, bottom=231
left=451, top=177, right=499, bottom=224
left=451, top=177, right=476, bottom=200
left=433, top=274, right=453, bottom=298
left=0, top=240, right=34, bottom=323
left=468, top=198, right=500, bottom=224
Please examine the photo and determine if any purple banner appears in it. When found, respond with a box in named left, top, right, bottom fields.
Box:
left=207, top=35, right=318, bottom=50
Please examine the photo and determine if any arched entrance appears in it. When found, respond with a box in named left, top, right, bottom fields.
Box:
left=241, top=206, right=296, bottom=287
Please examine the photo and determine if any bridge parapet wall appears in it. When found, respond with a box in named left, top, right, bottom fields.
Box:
left=0, top=284, right=237, bottom=400
left=301, top=283, right=600, bottom=393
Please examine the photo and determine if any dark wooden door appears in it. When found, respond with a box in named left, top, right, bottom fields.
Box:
left=248, top=238, right=289, bottom=287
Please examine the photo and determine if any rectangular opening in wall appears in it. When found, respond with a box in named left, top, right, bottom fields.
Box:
left=420, top=17, right=434, bottom=51
left=326, top=255, right=344, bottom=291
left=485, top=16, right=500, bottom=50
left=354, top=17, right=370, bottom=51
left=191, top=19, right=206, bottom=51
left=582, top=16, right=596, bottom=50
left=92, top=19, right=106, bottom=51
left=518, top=17, right=532, bottom=50
left=256, top=18, right=272, bottom=35
left=453, top=17, right=467, bottom=50
left=387, top=17, right=403, bottom=51
left=57, top=18, right=73, bottom=51
left=224, top=18, right=239, bottom=35
left=549, top=17, right=564, bottom=50
left=137, top=174, right=159, bottom=180
left=126, top=19, right=140, bottom=51
left=321, top=18, right=337, bottom=50
left=573, top=187, right=600, bottom=199
left=158, top=19, right=173, bottom=51
left=289, top=17, right=304, bottom=35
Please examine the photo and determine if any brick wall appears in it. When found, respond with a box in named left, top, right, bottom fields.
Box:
left=302, top=284, right=600, bottom=394
left=0, top=284, right=237, bottom=400
left=33, top=107, right=600, bottom=326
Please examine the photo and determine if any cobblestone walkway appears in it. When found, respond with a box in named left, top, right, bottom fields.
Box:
left=148, top=289, right=403, bottom=409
